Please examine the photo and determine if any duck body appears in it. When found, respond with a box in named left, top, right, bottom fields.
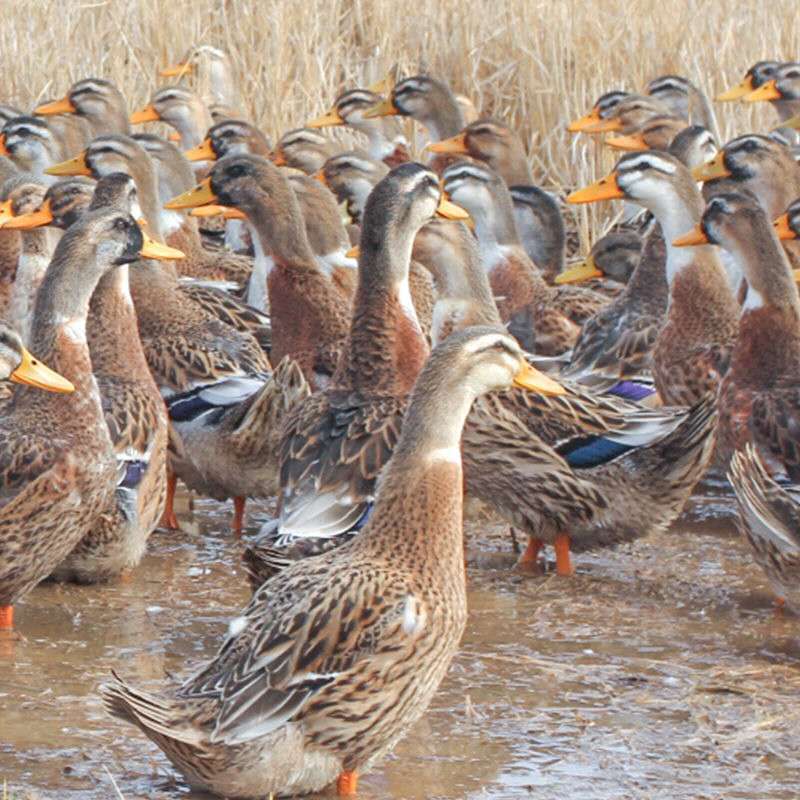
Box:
left=101, top=326, right=548, bottom=797
left=0, top=210, right=142, bottom=610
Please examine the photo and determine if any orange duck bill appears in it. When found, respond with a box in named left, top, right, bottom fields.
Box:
left=184, top=138, right=217, bottom=161
left=1, top=199, right=54, bottom=229
left=567, top=106, right=602, bottom=133
left=672, top=225, right=710, bottom=247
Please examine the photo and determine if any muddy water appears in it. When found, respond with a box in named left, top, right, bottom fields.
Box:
left=2, top=486, right=800, bottom=800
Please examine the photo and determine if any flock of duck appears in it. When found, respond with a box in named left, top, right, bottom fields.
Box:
left=1, top=44, right=800, bottom=797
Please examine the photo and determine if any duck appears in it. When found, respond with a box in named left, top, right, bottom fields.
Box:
left=8, top=173, right=172, bottom=582
left=0, top=208, right=153, bottom=629
left=729, top=445, right=800, bottom=613
left=35, top=78, right=130, bottom=136
left=306, top=88, right=410, bottom=166
left=716, top=61, right=782, bottom=102
left=184, top=118, right=272, bottom=163
left=426, top=118, right=533, bottom=185
left=364, top=75, right=466, bottom=145
left=567, top=90, right=630, bottom=132
left=100, top=325, right=561, bottom=798
left=575, top=94, right=676, bottom=135
left=605, top=116, right=695, bottom=155
left=0, top=316, right=74, bottom=400
left=315, top=150, right=389, bottom=226
left=672, top=192, right=800, bottom=480
left=0, top=175, right=59, bottom=344
left=644, top=74, right=719, bottom=137
left=568, top=150, right=739, bottom=407
left=130, top=86, right=214, bottom=150
left=271, top=128, right=339, bottom=174
left=160, top=45, right=243, bottom=117
left=507, top=185, right=566, bottom=283
left=0, top=115, right=74, bottom=181
left=441, top=161, right=606, bottom=351
left=46, top=136, right=273, bottom=532
left=251, top=164, right=450, bottom=559
left=165, top=154, right=352, bottom=389
left=556, top=231, right=642, bottom=289
left=692, top=135, right=800, bottom=272
left=742, top=62, right=800, bottom=124
left=250, top=197, right=711, bottom=583
left=667, top=124, right=720, bottom=170
left=557, top=227, right=668, bottom=391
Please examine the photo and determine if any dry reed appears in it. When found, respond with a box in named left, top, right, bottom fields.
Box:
left=1, top=0, right=799, bottom=249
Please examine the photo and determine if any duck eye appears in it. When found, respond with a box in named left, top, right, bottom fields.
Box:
left=227, top=164, right=246, bottom=178
left=113, top=217, right=128, bottom=231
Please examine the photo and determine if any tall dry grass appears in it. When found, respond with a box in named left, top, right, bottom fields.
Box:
left=1, top=0, right=799, bottom=247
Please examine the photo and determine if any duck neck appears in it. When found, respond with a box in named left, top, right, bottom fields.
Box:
left=356, top=368, right=471, bottom=577
left=422, top=95, right=465, bottom=141
left=342, top=225, right=429, bottom=394
left=246, top=223, right=274, bottom=311
left=248, top=193, right=318, bottom=271
left=88, top=264, right=151, bottom=380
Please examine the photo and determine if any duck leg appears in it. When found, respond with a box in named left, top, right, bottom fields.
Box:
left=337, top=771, right=359, bottom=796
left=554, top=533, right=574, bottom=576
left=233, top=496, right=246, bottom=536
left=517, top=536, right=543, bottom=571
left=0, top=605, right=13, bottom=630
left=159, top=471, right=180, bottom=530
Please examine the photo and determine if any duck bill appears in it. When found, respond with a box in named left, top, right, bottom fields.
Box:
left=11, top=347, right=74, bottom=393
left=672, top=225, right=709, bottom=247
left=567, top=107, right=601, bottom=133
left=436, top=193, right=471, bottom=221
left=312, top=169, right=328, bottom=186
left=184, top=138, right=217, bottom=161
left=138, top=225, right=186, bottom=260
left=130, top=104, right=161, bottom=124
left=606, top=132, right=648, bottom=151
left=160, top=62, right=193, bottom=78
left=566, top=172, right=623, bottom=204
left=1, top=199, right=54, bottom=229
left=513, top=361, right=566, bottom=396
left=270, top=150, right=287, bottom=166
left=306, top=108, right=344, bottom=128
left=363, top=97, right=399, bottom=119
left=554, top=256, right=603, bottom=284
left=426, top=132, right=469, bottom=155
left=582, top=117, right=623, bottom=133
left=346, top=245, right=360, bottom=259
left=744, top=80, right=781, bottom=103
left=0, top=134, right=8, bottom=156
left=716, top=77, right=754, bottom=102
left=0, top=200, right=15, bottom=226
left=773, top=213, right=797, bottom=241
left=189, top=204, right=245, bottom=220
left=168, top=131, right=182, bottom=143
left=45, top=151, right=91, bottom=177
left=691, top=152, right=731, bottom=182
left=34, top=96, right=77, bottom=116
left=164, top=177, right=217, bottom=209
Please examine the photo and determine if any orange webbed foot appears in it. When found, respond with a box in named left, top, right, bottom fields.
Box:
left=554, top=533, right=574, bottom=577
left=516, top=536, right=543, bottom=572
left=337, top=770, right=359, bottom=795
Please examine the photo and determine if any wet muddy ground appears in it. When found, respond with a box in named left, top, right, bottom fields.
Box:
left=2, top=482, right=800, bottom=800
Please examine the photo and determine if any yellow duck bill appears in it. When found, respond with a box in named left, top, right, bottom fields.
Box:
left=425, top=133, right=469, bottom=155
left=34, top=96, right=77, bottom=116
left=363, top=97, right=400, bottom=119
left=306, top=108, right=344, bottom=129
left=672, top=225, right=710, bottom=247
left=45, top=152, right=92, bottom=177
left=11, top=347, right=74, bottom=393
left=184, top=139, right=217, bottom=161
left=512, top=361, right=566, bottom=396
left=1, top=199, right=54, bottom=229
left=716, top=77, right=755, bottom=102
left=554, top=256, right=603, bottom=284
left=138, top=222, right=186, bottom=260
left=691, top=153, right=731, bottom=182
left=165, top=178, right=218, bottom=209
left=566, top=172, right=624, bottom=204
left=744, top=80, right=782, bottom=103
left=130, top=104, right=161, bottom=124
